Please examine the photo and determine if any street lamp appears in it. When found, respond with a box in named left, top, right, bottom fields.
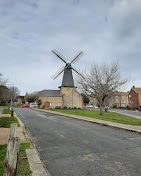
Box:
left=8, top=84, right=13, bottom=110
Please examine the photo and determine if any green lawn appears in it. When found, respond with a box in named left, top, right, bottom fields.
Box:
left=49, top=109, right=141, bottom=126
left=0, top=106, right=21, bottom=108
left=0, top=117, right=19, bottom=128
left=0, top=143, right=31, bottom=176
left=0, top=144, right=7, bottom=176
left=2, top=109, right=11, bottom=114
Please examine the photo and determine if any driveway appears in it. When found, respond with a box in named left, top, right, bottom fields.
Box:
left=15, top=108, right=141, bottom=176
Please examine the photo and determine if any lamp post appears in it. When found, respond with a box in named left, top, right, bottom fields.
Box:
left=8, top=84, right=13, bottom=111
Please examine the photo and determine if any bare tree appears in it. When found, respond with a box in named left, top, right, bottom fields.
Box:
left=77, top=62, right=128, bottom=115
left=26, top=94, right=38, bottom=103
left=0, top=85, right=10, bottom=104
left=9, top=86, right=20, bottom=102
left=0, top=74, right=9, bottom=105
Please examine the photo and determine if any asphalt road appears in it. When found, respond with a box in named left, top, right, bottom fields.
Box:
left=15, top=108, right=141, bottom=176
left=110, top=109, right=141, bottom=118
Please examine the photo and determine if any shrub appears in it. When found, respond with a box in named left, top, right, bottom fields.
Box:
left=63, top=106, right=67, bottom=109
left=37, top=99, right=42, bottom=105
left=55, top=106, right=61, bottom=109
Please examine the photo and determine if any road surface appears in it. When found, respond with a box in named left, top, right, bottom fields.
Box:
left=110, top=109, right=141, bottom=119
left=15, top=108, right=141, bottom=176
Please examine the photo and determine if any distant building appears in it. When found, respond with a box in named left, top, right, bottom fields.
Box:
left=14, top=96, right=24, bottom=106
left=128, top=86, right=141, bottom=107
left=88, top=96, right=97, bottom=106
left=112, top=92, right=128, bottom=107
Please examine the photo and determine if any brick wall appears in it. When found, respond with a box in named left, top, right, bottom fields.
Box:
left=39, top=96, right=63, bottom=108
left=128, top=89, right=139, bottom=107
left=60, top=87, right=83, bottom=108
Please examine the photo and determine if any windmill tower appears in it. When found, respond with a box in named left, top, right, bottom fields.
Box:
left=52, top=49, right=84, bottom=108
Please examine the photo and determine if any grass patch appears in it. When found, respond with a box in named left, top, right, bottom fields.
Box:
left=0, top=144, right=7, bottom=176
left=0, top=106, right=21, bottom=108
left=16, top=143, right=32, bottom=176
left=0, top=117, right=19, bottom=128
left=0, top=143, right=31, bottom=176
left=2, top=109, right=11, bottom=114
left=49, top=109, right=141, bottom=126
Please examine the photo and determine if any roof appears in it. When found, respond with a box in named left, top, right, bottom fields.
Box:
left=37, top=89, right=62, bottom=97
left=114, top=92, right=128, bottom=96
left=134, top=88, right=141, bottom=93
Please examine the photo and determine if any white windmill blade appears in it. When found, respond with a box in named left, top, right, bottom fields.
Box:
left=52, top=49, right=67, bottom=64
left=51, top=66, right=65, bottom=80
left=70, top=51, right=84, bottom=64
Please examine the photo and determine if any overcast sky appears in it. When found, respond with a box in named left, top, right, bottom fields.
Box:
left=0, top=0, right=141, bottom=95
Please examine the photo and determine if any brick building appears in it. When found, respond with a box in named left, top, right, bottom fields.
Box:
left=128, top=86, right=141, bottom=107
left=112, top=92, right=128, bottom=107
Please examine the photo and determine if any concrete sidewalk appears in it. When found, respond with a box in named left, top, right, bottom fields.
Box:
left=35, top=108, right=141, bottom=134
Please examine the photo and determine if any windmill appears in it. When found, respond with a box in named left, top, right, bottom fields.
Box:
left=51, top=49, right=84, bottom=87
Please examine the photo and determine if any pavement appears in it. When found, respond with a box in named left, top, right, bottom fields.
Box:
left=0, top=108, right=48, bottom=176
left=34, top=108, right=141, bottom=134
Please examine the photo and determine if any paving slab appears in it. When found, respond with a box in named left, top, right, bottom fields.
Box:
left=0, top=127, right=28, bottom=145
left=0, top=128, right=10, bottom=145
left=0, top=114, right=11, bottom=117
left=26, top=149, right=50, bottom=176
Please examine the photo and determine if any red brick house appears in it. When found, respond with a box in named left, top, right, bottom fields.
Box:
left=128, top=86, right=141, bottom=107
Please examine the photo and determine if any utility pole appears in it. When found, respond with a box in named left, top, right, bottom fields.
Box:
left=11, top=88, right=13, bottom=110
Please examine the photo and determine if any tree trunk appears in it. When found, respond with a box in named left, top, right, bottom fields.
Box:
left=100, top=105, right=103, bottom=115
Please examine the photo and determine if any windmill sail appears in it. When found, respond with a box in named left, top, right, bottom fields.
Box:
left=52, top=50, right=84, bottom=88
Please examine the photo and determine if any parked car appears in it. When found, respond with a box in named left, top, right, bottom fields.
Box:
left=22, top=104, right=30, bottom=108
left=30, top=104, right=38, bottom=108
left=93, top=106, right=99, bottom=109
left=85, top=105, right=93, bottom=108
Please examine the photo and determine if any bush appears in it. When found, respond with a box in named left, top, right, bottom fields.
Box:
left=73, top=107, right=77, bottom=109
left=37, top=99, right=42, bottom=105
left=63, top=106, right=67, bottom=109
left=55, top=106, right=61, bottom=109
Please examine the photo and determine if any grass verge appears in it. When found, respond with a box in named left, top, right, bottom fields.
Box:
left=0, top=143, right=31, bottom=176
left=49, top=109, right=141, bottom=126
left=0, top=117, right=19, bottom=128
left=16, top=143, right=32, bottom=176
left=2, top=109, right=11, bottom=114
left=0, top=144, right=7, bottom=176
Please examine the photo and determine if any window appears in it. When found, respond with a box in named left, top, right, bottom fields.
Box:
left=122, top=96, right=125, bottom=98
left=122, top=99, right=125, bottom=103
left=129, top=95, right=131, bottom=98
left=116, top=99, right=118, bottom=103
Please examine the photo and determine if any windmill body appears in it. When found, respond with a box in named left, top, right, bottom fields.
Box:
left=61, top=65, right=74, bottom=87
